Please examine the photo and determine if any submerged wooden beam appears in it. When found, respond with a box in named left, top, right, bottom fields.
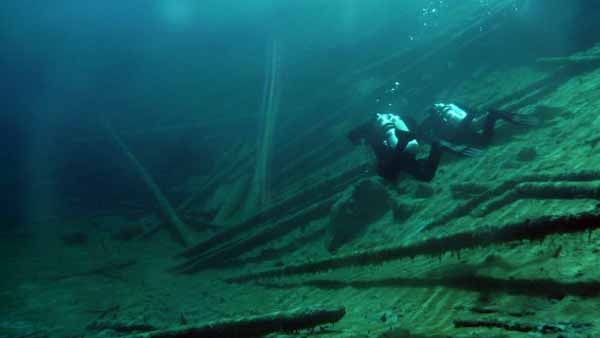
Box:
left=256, top=275, right=600, bottom=299
left=427, top=170, right=600, bottom=229
left=454, top=318, right=566, bottom=334
left=175, top=163, right=369, bottom=259
left=51, top=259, right=137, bottom=282
left=122, top=306, right=346, bottom=338
left=226, top=211, right=600, bottom=283
left=477, top=182, right=600, bottom=216
left=172, top=196, right=335, bottom=273
left=104, top=120, right=192, bottom=247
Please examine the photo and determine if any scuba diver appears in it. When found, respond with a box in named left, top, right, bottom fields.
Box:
left=417, top=103, right=539, bottom=147
left=348, top=112, right=479, bottom=182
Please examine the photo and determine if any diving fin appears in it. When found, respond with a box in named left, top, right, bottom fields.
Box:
left=508, top=113, right=540, bottom=127
left=489, top=109, right=540, bottom=127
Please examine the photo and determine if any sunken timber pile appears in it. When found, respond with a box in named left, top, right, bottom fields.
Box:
left=160, top=7, right=600, bottom=338
left=11, top=2, right=600, bottom=337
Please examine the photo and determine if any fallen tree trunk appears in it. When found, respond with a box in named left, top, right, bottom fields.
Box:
left=104, top=120, right=191, bottom=247
left=515, top=181, right=600, bottom=199
left=476, top=181, right=600, bottom=216
left=172, top=196, right=335, bottom=274
left=51, top=259, right=137, bottom=282
left=226, top=211, right=600, bottom=283
left=175, top=163, right=369, bottom=259
left=428, top=170, right=600, bottom=229
left=177, top=142, right=255, bottom=213
left=454, top=318, right=565, bottom=334
left=122, top=306, right=346, bottom=338
left=87, top=319, right=157, bottom=334
left=536, top=55, right=600, bottom=66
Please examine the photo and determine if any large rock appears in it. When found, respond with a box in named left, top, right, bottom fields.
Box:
left=328, top=177, right=391, bottom=253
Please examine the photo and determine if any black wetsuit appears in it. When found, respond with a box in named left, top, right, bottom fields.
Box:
left=348, top=120, right=442, bottom=182
left=420, top=104, right=514, bottom=147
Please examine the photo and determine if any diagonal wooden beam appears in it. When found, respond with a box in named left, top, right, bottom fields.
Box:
left=226, top=211, right=600, bottom=283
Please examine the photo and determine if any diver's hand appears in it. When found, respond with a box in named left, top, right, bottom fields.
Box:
left=460, top=146, right=484, bottom=157
left=439, top=140, right=484, bottom=157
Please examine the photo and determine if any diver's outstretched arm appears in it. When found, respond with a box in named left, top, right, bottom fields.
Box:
left=438, top=140, right=484, bottom=157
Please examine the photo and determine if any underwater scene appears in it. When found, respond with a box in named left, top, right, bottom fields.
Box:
left=3, top=0, right=600, bottom=337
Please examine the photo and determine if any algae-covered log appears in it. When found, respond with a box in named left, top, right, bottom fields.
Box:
left=51, top=259, right=137, bottom=282
left=428, top=170, right=600, bottom=229
left=454, top=318, right=565, bottom=334
left=476, top=181, right=600, bottom=216
left=175, top=163, right=369, bottom=259
left=536, top=55, right=600, bottom=66
left=515, top=182, right=600, bottom=199
left=227, top=211, right=600, bottom=283
left=104, top=120, right=192, bottom=247
left=122, top=306, right=346, bottom=338
left=172, top=196, right=335, bottom=274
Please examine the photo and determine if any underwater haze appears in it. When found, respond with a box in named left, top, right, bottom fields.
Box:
left=3, top=0, right=600, bottom=337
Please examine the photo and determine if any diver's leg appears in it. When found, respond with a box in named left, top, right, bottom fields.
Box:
left=450, top=112, right=485, bottom=146
left=479, top=111, right=499, bottom=146
left=407, top=143, right=442, bottom=182
left=488, top=108, right=540, bottom=126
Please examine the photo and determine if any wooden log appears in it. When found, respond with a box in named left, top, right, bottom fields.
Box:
left=515, top=182, right=600, bottom=199
left=51, top=260, right=137, bottom=282
left=536, top=55, right=600, bottom=66
left=256, top=275, right=600, bottom=299
left=226, top=211, right=600, bottom=283
left=487, top=52, right=600, bottom=113
left=121, top=306, right=346, bottom=338
left=177, top=142, right=255, bottom=212
left=104, top=120, right=191, bottom=247
left=476, top=182, right=600, bottom=216
left=230, top=227, right=328, bottom=267
left=454, top=318, right=564, bottom=334
left=450, top=182, right=490, bottom=199
left=175, top=163, right=369, bottom=260
left=87, top=320, right=157, bottom=334
left=172, top=196, right=335, bottom=274
left=536, top=41, right=600, bottom=67
left=428, top=170, right=600, bottom=229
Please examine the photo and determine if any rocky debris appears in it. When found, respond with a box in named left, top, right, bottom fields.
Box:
left=328, top=177, right=391, bottom=253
